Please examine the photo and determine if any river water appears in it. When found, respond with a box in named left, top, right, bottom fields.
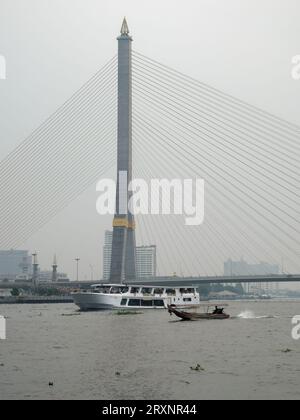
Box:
left=0, top=300, right=300, bottom=400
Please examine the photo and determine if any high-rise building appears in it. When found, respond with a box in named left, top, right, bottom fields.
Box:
left=224, top=258, right=279, bottom=276
left=103, top=230, right=113, bottom=281
left=224, top=258, right=280, bottom=292
left=136, top=245, right=156, bottom=279
left=0, top=249, right=32, bottom=278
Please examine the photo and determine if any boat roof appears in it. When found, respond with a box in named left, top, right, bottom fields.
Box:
left=180, top=303, right=229, bottom=308
left=90, top=283, right=197, bottom=289
left=91, top=283, right=126, bottom=287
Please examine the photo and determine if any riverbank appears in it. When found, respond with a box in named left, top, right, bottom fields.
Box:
left=0, top=295, right=73, bottom=304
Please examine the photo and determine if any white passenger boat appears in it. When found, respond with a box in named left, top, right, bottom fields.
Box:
left=72, top=283, right=200, bottom=310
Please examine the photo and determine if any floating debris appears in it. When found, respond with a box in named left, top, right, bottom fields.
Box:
left=61, top=313, right=81, bottom=316
left=48, top=382, right=54, bottom=387
left=281, top=348, right=292, bottom=353
left=114, top=310, right=143, bottom=316
left=190, top=363, right=205, bottom=372
left=115, top=371, right=121, bottom=376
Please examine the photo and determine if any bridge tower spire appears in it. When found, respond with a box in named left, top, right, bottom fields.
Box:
left=109, top=18, right=136, bottom=283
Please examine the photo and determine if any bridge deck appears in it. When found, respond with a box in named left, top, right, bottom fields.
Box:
left=1, top=275, right=300, bottom=289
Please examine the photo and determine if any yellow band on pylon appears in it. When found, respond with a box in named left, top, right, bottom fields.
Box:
left=128, top=221, right=136, bottom=229
left=112, top=218, right=128, bottom=228
left=112, top=218, right=136, bottom=229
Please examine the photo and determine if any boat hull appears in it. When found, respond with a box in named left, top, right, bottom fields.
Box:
left=72, top=293, right=123, bottom=310
left=168, top=305, right=230, bottom=320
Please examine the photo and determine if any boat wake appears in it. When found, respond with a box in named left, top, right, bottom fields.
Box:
left=236, top=310, right=276, bottom=319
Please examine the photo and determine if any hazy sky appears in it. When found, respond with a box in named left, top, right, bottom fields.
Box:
left=0, top=0, right=299, bottom=282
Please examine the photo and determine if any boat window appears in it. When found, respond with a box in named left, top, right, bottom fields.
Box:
left=183, top=298, right=192, bottom=302
left=130, top=287, right=140, bottom=294
left=180, top=288, right=195, bottom=294
left=120, top=287, right=129, bottom=293
left=141, top=299, right=153, bottom=306
left=94, top=286, right=106, bottom=293
left=98, top=287, right=110, bottom=293
left=166, top=288, right=176, bottom=295
left=141, top=287, right=152, bottom=294
left=128, top=299, right=141, bottom=306
left=120, top=298, right=127, bottom=306
left=110, top=287, right=121, bottom=294
left=154, top=288, right=164, bottom=295
left=153, top=300, right=164, bottom=307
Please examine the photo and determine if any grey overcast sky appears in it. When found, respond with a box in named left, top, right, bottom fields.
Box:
left=0, top=0, right=299, bottom=281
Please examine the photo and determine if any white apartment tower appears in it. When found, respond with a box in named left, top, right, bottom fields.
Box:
left=136, top=245, right=156, bottom=279
left=103, top=230, right=113, bottom=281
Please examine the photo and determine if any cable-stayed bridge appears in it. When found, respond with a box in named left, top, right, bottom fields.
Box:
left=0, top=20, right=299, bottom=281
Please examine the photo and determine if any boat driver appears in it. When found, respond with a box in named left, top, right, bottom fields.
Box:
left=213, top=306, right=224, bottom=314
